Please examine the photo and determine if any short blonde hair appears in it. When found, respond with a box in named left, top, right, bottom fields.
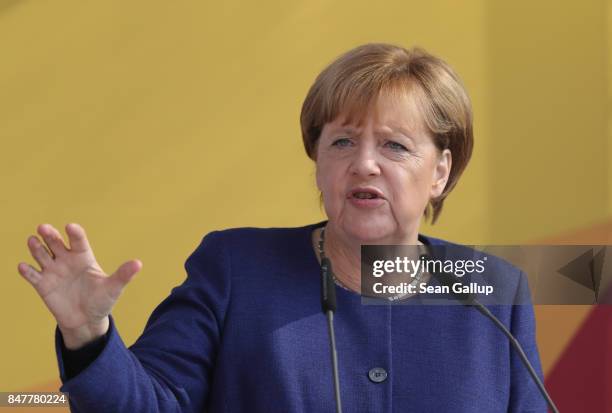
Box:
left=300, top=43, right=473, bottom=224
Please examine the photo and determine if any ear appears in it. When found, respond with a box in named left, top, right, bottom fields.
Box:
left=430, top=149, right=452, bottom=198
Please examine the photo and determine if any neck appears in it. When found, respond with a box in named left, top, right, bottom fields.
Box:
left=324, top=226, right=362, bottom=292
left=320, top=222, right=422, bottom=293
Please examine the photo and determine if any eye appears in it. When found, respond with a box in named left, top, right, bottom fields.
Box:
left=331, top=137, right=353, bottom=148
left=385, top=140, right=408, bottom=151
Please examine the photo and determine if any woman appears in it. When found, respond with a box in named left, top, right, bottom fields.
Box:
left=18, top=43, right=545, bottom=412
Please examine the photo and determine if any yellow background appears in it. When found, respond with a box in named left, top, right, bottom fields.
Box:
left=1, top=0, right=610, bottom=396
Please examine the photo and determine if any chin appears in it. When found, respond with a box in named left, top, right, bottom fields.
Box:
left=341, top=219, right=395, bottom=243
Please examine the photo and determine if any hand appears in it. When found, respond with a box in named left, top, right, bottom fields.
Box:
left=18, top=223, right=142, bottom=349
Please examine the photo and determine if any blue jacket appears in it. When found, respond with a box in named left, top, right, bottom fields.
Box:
left=55, top=221, right=546, bottom=412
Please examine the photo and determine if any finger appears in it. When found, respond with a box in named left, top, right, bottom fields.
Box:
left=37, top=224, right=69, bottom=258
left=65, top=223, right=92, bottom=253
left=27, top=236, right=54, bottom=269
left=17, top=262, right=43, bottom=286
left=106, top=260, right=142, bottom=298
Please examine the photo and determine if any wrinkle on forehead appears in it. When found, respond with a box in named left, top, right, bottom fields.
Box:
left=332, top=88, right=429, bottom=138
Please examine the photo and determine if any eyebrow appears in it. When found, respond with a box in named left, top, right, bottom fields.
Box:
left=387, top=125, right=413, bottom=138
left=332, top=126, right=361, bottom=135
left=330, top=125, right=415, bottom=139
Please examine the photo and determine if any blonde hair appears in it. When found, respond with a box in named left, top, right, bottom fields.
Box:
left=300, top=43, right=473, bottom=223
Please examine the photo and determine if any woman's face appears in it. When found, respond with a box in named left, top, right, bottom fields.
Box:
left=315, top=92, right=451, bottom=244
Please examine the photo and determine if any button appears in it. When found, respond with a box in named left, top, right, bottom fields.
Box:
left=368, top=367, right=388, bottom=383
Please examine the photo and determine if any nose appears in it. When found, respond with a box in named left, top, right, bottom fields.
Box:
left=348, top=144, right=381, bottom=177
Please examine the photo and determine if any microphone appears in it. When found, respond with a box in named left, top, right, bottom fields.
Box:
left=421, top=254, right=560, bottom=413
left=321, top=258, right=337, bottom=313
left=320, top=257, right=342, bottom=413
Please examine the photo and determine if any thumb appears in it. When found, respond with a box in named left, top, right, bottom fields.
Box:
left=106, top=259, right=142, bottom=298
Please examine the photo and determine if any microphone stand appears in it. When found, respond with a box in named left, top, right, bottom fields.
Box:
left=321, top=257, right=342, bottom=413
left=472, top=303, right=559, bottom=413
left=424, top=255, right=560, bottom=413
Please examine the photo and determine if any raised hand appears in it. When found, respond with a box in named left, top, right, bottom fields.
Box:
left=18, top=223, right=142, bottom=349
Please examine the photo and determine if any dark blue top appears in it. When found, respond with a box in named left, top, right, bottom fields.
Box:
left=55, top=221, right=546, bottom=412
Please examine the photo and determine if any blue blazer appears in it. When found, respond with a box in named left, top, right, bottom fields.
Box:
left=55, top=221, right=546, bottom=412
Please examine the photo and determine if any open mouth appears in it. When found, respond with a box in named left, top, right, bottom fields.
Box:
left=349, top=187, right=384, bottom=200
left=352, top=192, right=380, bottom=199
left=348, top=189, right=384, bottom=208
